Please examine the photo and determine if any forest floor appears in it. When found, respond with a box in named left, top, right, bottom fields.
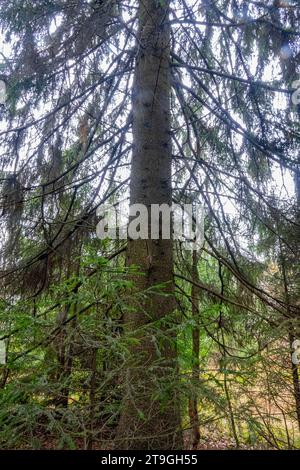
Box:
left=183, top=424, right=275, bottom=450
left=22, top=427, right=271, bottom=450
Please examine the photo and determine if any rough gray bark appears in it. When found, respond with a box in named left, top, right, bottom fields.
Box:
left=115, top=0, right=183, bottom=450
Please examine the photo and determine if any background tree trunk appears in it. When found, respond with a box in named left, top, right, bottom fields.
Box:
left=188, top=251, right=201, bottom=449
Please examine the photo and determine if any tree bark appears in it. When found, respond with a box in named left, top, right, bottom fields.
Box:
left=115, top=0, right=183, bottom=450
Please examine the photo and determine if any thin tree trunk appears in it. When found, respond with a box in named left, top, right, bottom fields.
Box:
left=220, top=328, right=240, bottom=448
left=188, top=251, right=200, bottom=449
left=289, top=332, right=300, bottom=431
left=278, top=238, right=300, bottom=431
left=53, top=251, right=81, bottom=408
left=115, top=0, right=183, bottom=450
left=87, top=348, right=98, bottom=450
left=54, top=305, right=76, bottom=407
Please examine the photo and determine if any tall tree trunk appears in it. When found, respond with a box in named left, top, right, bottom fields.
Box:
left=115, top=0, right=183, bottom=450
